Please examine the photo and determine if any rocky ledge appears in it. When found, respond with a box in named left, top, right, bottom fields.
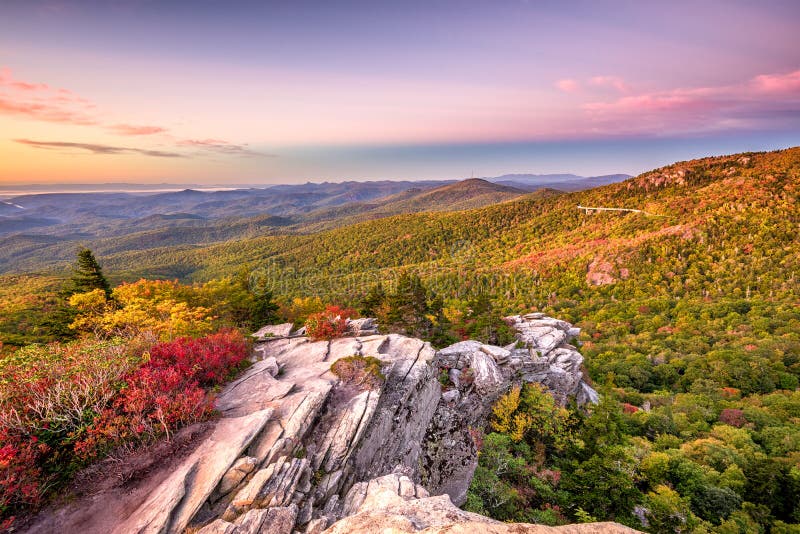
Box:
left=35, top=314, right=628, bottom=534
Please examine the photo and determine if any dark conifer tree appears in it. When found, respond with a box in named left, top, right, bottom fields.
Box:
left=386, top=272, right=431, bottom=337
left=250, top=288, right=280, bottom=329
left=69, top=248, right=112, bottom=298
left=360, top=283, right=386, bottom=316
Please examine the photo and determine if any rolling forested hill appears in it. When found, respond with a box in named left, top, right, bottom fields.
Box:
left=0, top=174, right=626, bottom=274
left=0, top=178, right=531, bottom=273
left=76, top=147, right=797, bottom=304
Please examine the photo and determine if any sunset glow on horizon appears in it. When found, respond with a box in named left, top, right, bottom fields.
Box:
left=1, top=0, right=799, bottom=184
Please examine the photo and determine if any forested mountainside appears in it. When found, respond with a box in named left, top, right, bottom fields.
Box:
left=297, top=178, right=530, bottom=230
left=87, top=147, right=798, bottom=298
left=0, top=179, right=530, bottom=273
left=0, top=147, right=799, bottom=532
left=492, top=173, right=631, bottom=191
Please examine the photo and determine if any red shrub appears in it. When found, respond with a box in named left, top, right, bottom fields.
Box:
left=621, top=403, right=640, bottom=414
left=75, top=330, right=247, bottom=459
left=720, top=387, right=741, bottom=399
left=305, top=306, right=353, bottom=341
left=0, top=431, right=46, bottom=519
left=0, top=340, right=136, bottom=522
left=145, top=329, right=248, bottom=387
left=719, top=408, right=747, bottom=428
left=324, top=305, right=357, bottom=320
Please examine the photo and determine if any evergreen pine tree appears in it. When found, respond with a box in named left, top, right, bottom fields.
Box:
left=250, top=288, right=279, bottom=329
left=386, top=272, right=431, bottom=336
left=69, top=248, right=112, bottom=298
left=360, top=283, right=386, bottom=316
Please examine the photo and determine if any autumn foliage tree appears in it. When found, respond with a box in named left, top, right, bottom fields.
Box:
left=304, top=305, right=356, bottom=341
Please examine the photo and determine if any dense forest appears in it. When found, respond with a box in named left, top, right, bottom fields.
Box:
left=0, top=147, right=799, bottom=531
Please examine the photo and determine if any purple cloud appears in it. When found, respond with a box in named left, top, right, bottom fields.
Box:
left=15, top=139, right=184, bottom=158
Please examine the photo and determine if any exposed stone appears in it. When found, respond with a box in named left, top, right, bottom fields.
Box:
left=305, top=517, right=329, bottom=533
left=326, top=337, right=367, bottom=364
left=480, top=344, right=510, bottom=363
left=441, top=389, right=460, bottom=403
left=252, top=323, right=294, bottom=340
left=577, top=382, right=600, bottom=405
left=503, top=314, right=598, bottom=404
left=346, top=317, right=379, bottom=336
left=215, top=359, right=294, bottom=417
left=449, top=368, right=461, bottom=388
left=262, top=356, right=280, bottom=377
left=213, top=456, right=259, bottom=501
left=420, top=402, right=478, bottom=506
left=198, top=504, right=298, bottom=534
left=114, top=409, right=272, bottom=534
left=326, top=473, right=640, bottom=533
left=90, top=314, right=603, bottom=534
left=436, top=340, right=484, bottom=369
left=469, top=350, right=505, bottom=395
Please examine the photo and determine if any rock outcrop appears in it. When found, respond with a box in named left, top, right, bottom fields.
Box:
left=328, top=471, right=639, bottom=534
left=45, top=314, right=613, bottom=534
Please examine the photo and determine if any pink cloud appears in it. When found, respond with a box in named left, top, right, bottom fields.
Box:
left=15, top=138, right=183, bottom=158
left=178, top=138, right=266, bottom=156
left=108, top=123, right=168, bottom=136
left=573, top=69, right=800, bottom=136
left=0, top=94, right=96, bottom=125
left=589, top=75, right=630, bottom=93
left=1, top=67, right=260, bottom=158
left=751, top=69, right=800, bottom=94
left=179, top=138, right=232, bottom=147
left=555, top=79, right=580, bottom=93
left=584, top=91, right=716, bottom=114
left=0, top=67, right=96, bottom=125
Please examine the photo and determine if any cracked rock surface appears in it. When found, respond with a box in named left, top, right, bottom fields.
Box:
left=40, top=314, right=616, bottom=534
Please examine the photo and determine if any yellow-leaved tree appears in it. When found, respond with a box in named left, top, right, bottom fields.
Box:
left=69, top=280, right=214, bottom=340
left=490, top=383, right=576, bottom=463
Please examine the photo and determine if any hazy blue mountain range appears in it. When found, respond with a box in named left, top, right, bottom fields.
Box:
left=0, top=173, right=629, bottom=273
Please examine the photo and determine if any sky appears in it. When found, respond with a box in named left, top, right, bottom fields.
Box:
left=0, top=0, right=799, bottom=185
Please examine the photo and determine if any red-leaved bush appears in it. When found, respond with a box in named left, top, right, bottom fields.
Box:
left=145, top=329, right=248, bottom=387
left=718, top=408, right=747, bottom=428
left=75, top=329, right=248, bottom=459
left=0, top=329, right=248, bottom=525
left=0, top=430, right=46, bottom=523
left=621, top=403, right=640, bottom=414
left=0, top=340, right=136, bottom=519
left=305, top=305, right=356, bottom=341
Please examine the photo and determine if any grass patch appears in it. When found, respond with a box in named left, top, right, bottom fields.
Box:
left=330, top=355, right=385, bottom=390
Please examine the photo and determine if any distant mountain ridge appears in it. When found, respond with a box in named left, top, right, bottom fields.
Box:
left=0, top=170, right=628, bottom=273
left=0, top=173, right=629, bottom=199
left=46, top=146, right=796, bottom=288
left=299, top=178, right=529, bottom=229
left=488, top=173, right=632, bottom=191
